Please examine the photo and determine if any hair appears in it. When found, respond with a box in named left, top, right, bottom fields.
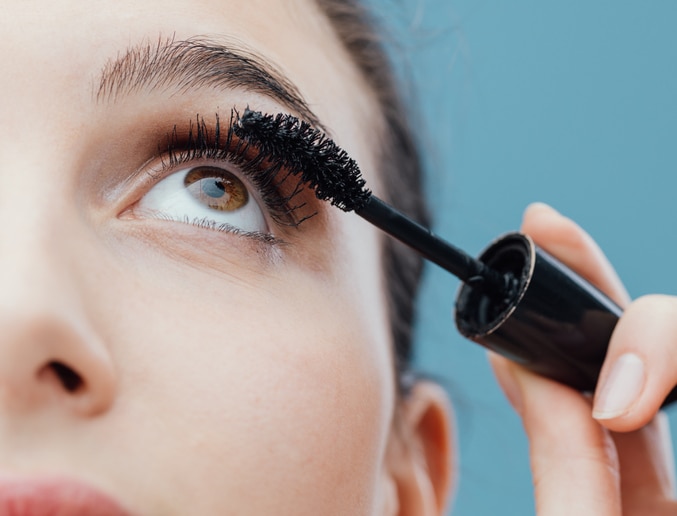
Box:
left=315, top=0, right=430, bottom=392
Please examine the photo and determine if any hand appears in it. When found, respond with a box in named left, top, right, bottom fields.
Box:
left=490, top=202, right=677, bottom=515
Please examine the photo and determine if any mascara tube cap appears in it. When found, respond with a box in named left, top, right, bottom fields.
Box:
left=454, top=232, right=677, bottom=406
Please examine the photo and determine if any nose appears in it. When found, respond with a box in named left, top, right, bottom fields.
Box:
left=0, top=308, right=117, bottom=417
left=0, top=214, right=117, bottom=418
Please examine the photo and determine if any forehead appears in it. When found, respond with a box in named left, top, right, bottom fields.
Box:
left=0, top=0, right=380, bottom=184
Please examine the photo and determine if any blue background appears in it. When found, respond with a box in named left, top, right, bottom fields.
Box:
left=370, top=1, right=677, bottom=514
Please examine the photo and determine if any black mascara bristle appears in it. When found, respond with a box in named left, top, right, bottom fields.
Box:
left=233, top=108, right=371, bottom=212
left=233, top=112, right=514, bottom=301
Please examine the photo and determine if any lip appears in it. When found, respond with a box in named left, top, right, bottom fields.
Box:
left=0, top=477, right=132, bottom=516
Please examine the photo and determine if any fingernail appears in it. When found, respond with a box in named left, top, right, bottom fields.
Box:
left=593, top=353, right=646, bottom=419
left=493, top=359, right=524, bottom=414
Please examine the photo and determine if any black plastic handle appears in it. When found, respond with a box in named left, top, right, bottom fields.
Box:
left=455, top=232, right=677, bottom=407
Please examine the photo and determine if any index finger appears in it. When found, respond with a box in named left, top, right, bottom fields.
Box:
left=521, top=203, right=631, bottom=308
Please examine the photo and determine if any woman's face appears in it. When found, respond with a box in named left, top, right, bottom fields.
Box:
left=0, top=1, right=444, bottom=514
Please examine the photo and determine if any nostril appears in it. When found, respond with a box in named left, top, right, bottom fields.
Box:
left=48, top=361, right=84, bottom=393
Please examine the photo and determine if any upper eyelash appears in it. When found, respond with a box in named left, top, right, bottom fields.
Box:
left=155, top=109, right=316, bottom=228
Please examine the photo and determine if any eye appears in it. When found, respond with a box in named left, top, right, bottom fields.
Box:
left=137, top=165, right=267, bottom=233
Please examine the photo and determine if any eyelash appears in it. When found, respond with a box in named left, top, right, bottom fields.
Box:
left=152, top=110, right=313, bottom=231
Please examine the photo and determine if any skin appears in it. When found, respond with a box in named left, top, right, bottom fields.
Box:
left=0, top=1, right=452, bottom=514
left=2, top=1, right=676, bottom=515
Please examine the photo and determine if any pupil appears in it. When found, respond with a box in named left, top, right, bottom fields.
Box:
left=202, top=179, right=227, bottom=198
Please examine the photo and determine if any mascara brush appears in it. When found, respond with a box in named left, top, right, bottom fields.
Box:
left=234, top=108, right=515, bottom=299
left=234, top=108, right=677, bottom=407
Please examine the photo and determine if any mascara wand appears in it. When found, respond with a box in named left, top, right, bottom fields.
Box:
left=358, top=197, right=518, bottom=299
left=234, top=109, right=515, bottom=300
left=234, top=108, right=677, bottom=407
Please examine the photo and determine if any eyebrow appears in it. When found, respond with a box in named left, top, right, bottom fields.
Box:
left=95, top=36, right=322, bottom=127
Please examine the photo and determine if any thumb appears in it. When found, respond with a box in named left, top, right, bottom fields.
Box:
left=490, top=352, right=621, bottom=516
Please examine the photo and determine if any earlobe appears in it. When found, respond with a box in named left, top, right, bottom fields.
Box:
left=384, top=381, right=455, bottom=515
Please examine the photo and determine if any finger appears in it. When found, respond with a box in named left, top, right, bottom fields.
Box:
left=490, top=352, right=622, bottom=516
left=521, top=202, right=631, bottom=307
left=521, top=204, right=677, bottom=508
left=612, top=413, right=676, bottom=512
left=592, top=295, right=677, bottom=431
left=520, top=205, right=677, bottom=430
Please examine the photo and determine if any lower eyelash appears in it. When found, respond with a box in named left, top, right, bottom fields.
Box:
left=185, top=216, right=285, bottom=245
left=145, top=208, right=286, bottom=245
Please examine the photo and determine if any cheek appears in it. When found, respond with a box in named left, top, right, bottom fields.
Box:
left=96, top=253, right=395, bottom=514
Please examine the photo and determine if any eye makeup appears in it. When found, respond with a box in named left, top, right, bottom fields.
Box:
left=127, top=108, right=319, bottom=247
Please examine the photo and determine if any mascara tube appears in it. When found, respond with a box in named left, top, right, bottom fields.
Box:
left=454, top=232, right=677, bottom=406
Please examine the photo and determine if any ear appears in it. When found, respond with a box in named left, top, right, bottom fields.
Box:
left=383, top=381, right=455, bottom=515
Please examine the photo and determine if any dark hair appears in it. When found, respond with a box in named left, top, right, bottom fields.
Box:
left=315, top=0, right=430, bottom=392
